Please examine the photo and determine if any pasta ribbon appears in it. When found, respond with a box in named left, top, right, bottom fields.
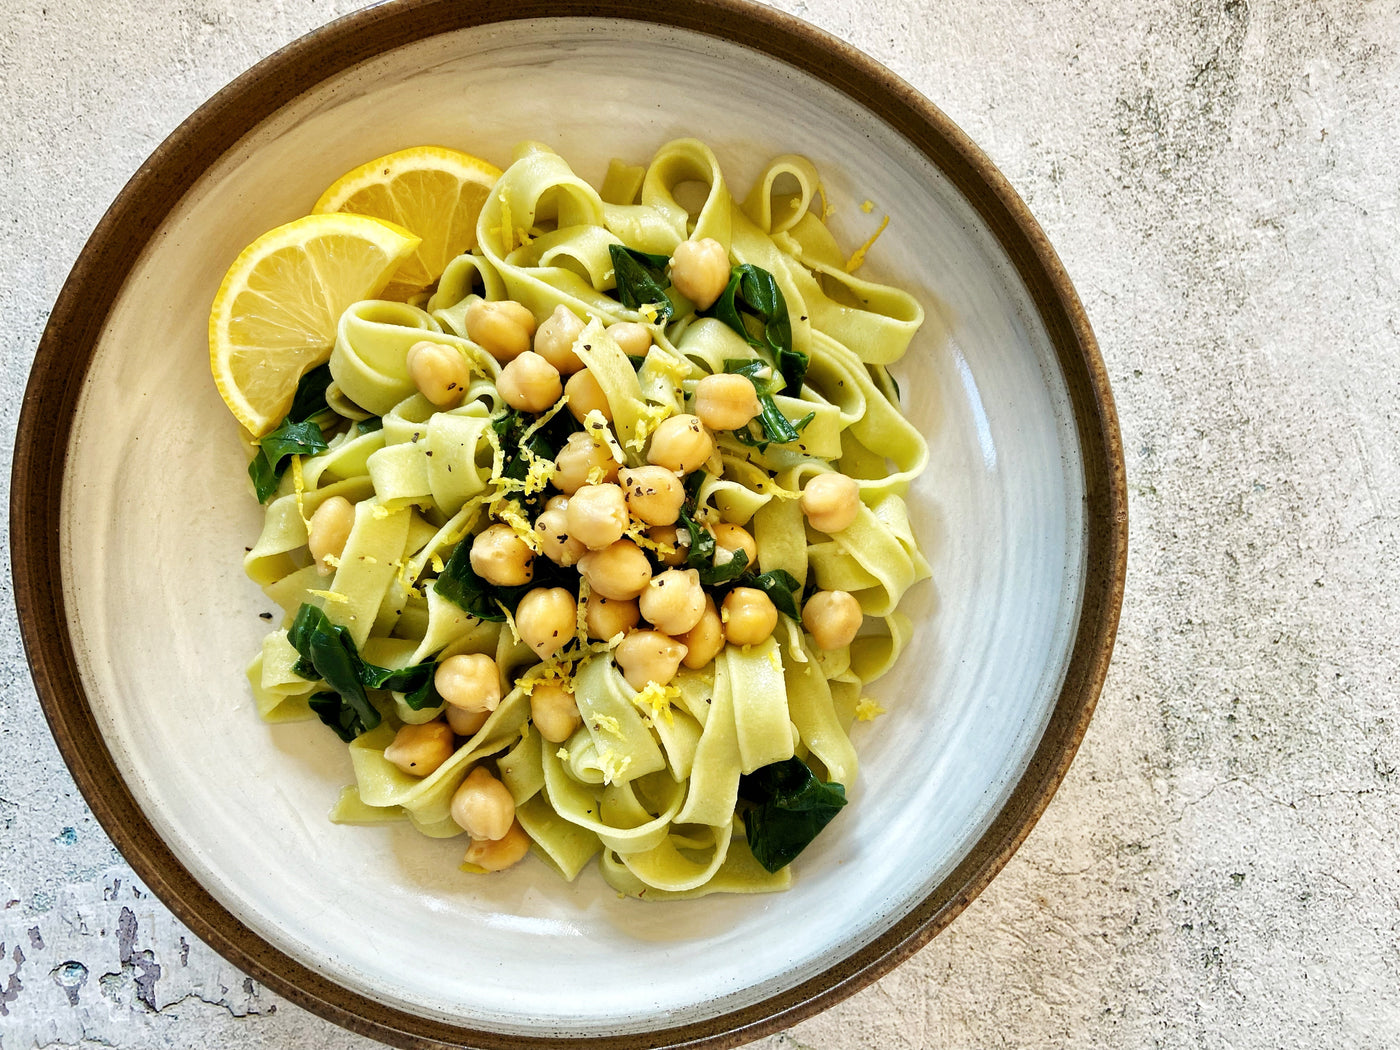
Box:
left=241, top=138, right=932, bottom=899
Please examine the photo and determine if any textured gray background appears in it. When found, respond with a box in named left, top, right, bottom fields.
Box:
left=3, top=0, right=1397, bottom=1046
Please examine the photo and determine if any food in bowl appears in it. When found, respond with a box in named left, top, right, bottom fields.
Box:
left=216, top=138, right=931, bottom=898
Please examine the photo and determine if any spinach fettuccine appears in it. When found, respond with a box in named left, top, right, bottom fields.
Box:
left=230, top=139, right=930, bottom=899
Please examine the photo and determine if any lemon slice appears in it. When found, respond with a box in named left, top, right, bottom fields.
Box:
left=312, top=146, right=502, bottom=301
left=210, top=213, right=420, bottom=436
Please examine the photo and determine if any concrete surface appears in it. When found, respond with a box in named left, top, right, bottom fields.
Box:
left=3, top=0, right=1397, bottom=1047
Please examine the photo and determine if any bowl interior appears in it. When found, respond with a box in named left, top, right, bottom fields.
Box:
left=59, top=16, right=1085, bottom=1037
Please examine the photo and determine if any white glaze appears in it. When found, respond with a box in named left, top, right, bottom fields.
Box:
left=60, top=19, right=1084, bottom=1036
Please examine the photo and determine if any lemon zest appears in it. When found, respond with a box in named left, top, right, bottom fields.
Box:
left=291, top=456, right=309, bottom=531
left=499, top=602, right=521, bottom=646
left=631, top=681, right=679, bottom=726
left=591, top=713, right=623, bottom=739
left=625, top=401, right=673, bottom=454
left=582, top=409, right=626, bottom=464
left=597, top=749, right=632, bottom=785
left=845, top=215, right=890, bottom=273
left=854, top=697, right=886, bottom=722
left=308, top=589, right=349, bottom=604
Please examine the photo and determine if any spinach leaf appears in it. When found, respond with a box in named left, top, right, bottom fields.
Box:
left=357, top=415, right=384, bottom=434
left=747, top=568, right=803, bottom=619
left=248, top=366, right=334, bottom=503
left=703, top=545, right=749, bottom=586
left=433, top=540, right=507, bottom=622
left=288, top=603, right=444, bottom=740
left=674, top=503, right=751, bottom=585
left=287, top=363, right=333, bottom=422
left=308, top=691, right=364, bottom=743
left=360, top=661, right=440, bottom=711
left=288, top=604, right=380, bottom=737
left=435, top=534, right=576, bottom=622
left=493, top=407, right=578, bottom=516
left=703, top=264, right=809, bottom=391
left=722, top=358, right=814, bottom=449
left=609, top=244, right=674, bottom=323
left=738, top=756, right=847, bottom=873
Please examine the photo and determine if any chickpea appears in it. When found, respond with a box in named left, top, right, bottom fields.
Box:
left=647, top=414, right=714, bottom=474
left=722, top=587, right=778, bottom=646
left=647, top=524, right=689, bottom=566
left=565, top=368, right=612, bottom=423
left=802, top=589, right=864, bottom=650
left=307, top=495, right=355, bottom=576
left=694, top=372, right=761, bottom=431
left=614, top=629, right=688, bottom=691
left=405, top=341, right=471, bottom=408
left=584, top=594, right=641, bottom=640
left=800, top=473, right=861, bottom=533
left=576, top=539, right=653, bottom=600
left=446, top=703, right=489, bottom=736
left=435, top=653, right=502, bottom=713
left=565, top=483, right=629, bottom=549
left=450, top=766, right=515, bottom=840
left=639, top=568, right=706, bottom=636
left=533, top=505, right=585, bottom=567
left=497, top=350, right=562, bottom=413
left=463, top=819, right=531, bottom=872
left=554, top=432, right=619, bottom=494
left=470, top=523, right=534, bottom=586
left=516, top=587, right=577, bottom=660
left=383, top=720, right=455, bottom=778
left=606, top=321, right=652, bottom=358
left=530, top=682, right=580, bottom=743
left=711, top=522, right=758, bottom=571
left=466, top=299, right=536, bottom=362
left=533, top=304, right=586, bottom=374
left=668, top=237, right=730, bottom=310
left=618, top=465, right=685, bottom=526
left=679, top=596, right=725, bottom=669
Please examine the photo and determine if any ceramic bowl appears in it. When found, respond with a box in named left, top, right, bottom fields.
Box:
left=11, top=1, right=1126, bottom=1046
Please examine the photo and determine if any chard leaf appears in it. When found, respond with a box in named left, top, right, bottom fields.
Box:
left=739, top=756, right=847, bottom=873
left=609, top=244, right=674, bottom=323
left=703, top=264, right=808, bottom=390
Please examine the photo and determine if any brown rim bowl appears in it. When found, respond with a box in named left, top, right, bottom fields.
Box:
left=11, top=1, right=1127, bottom=1047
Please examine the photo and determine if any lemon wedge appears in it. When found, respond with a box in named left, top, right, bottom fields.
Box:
left=313, top=146, right=502, bottom=301
left=209, top=213, right=420, bottom=437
